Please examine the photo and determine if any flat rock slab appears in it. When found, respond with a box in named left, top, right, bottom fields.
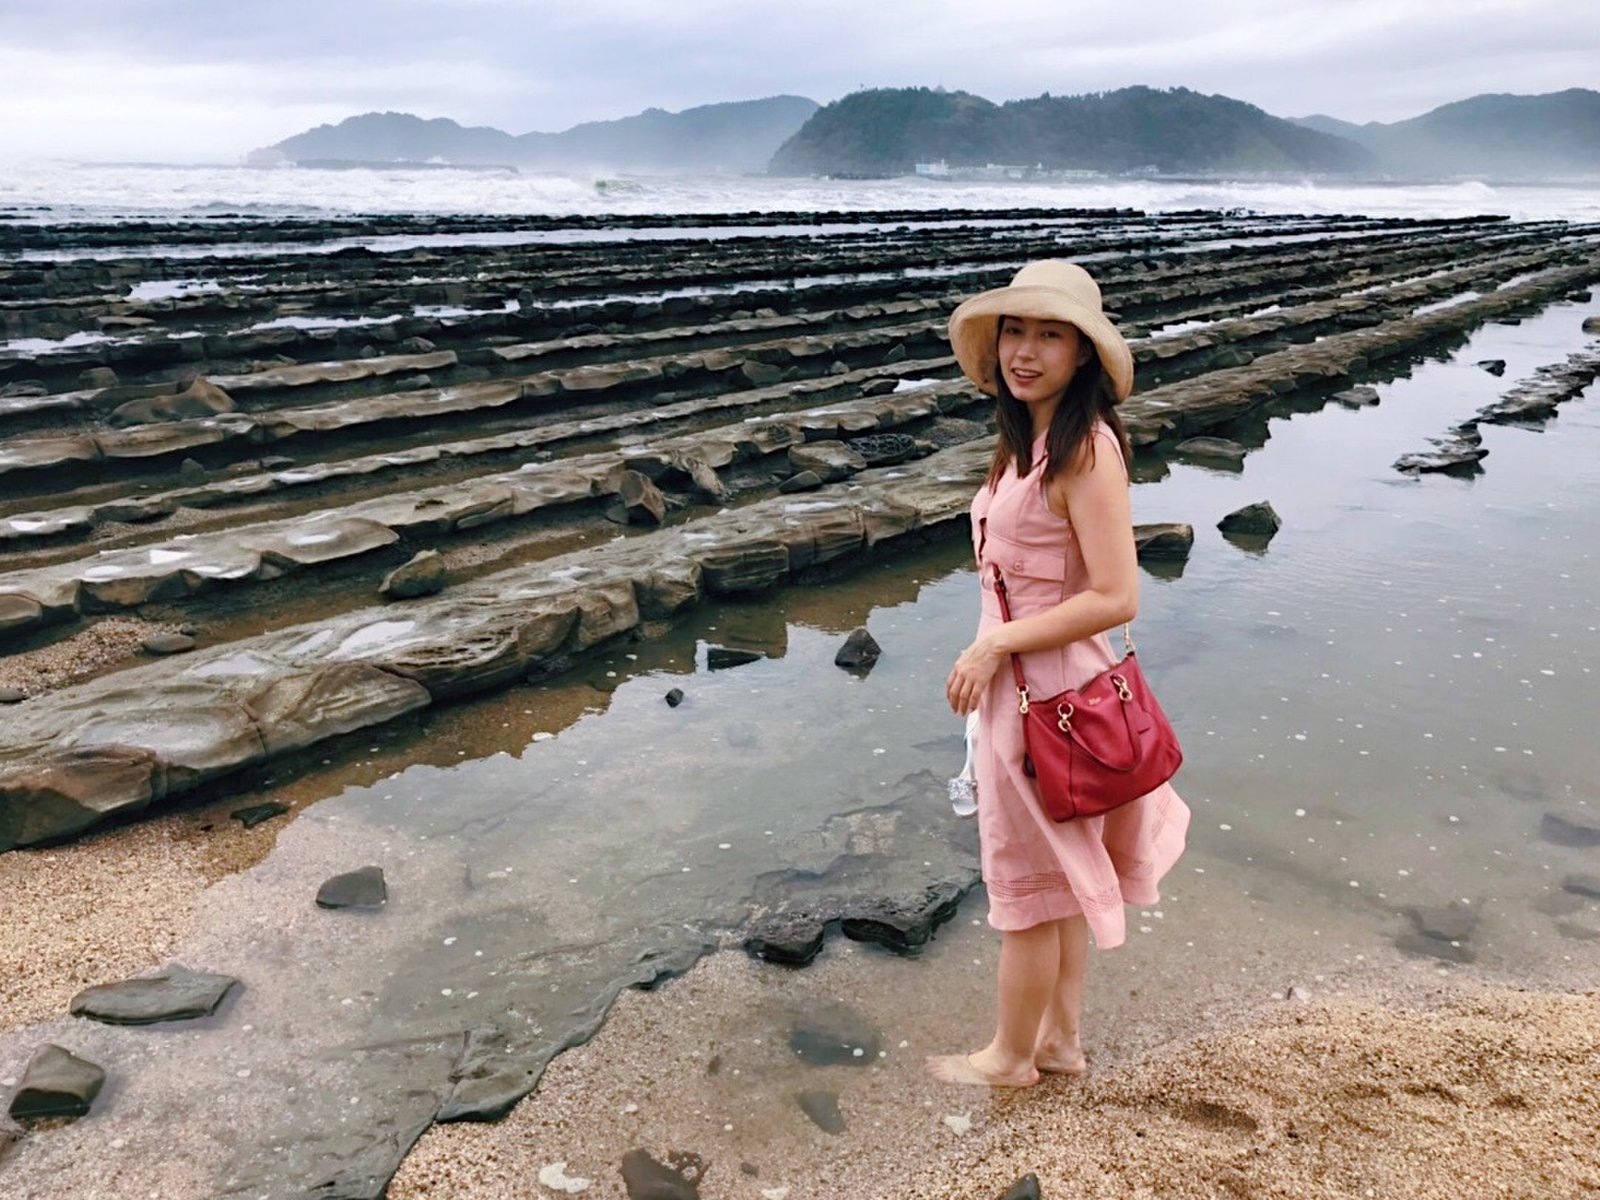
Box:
left=7, top=1045, right=106, bottom=1123
left=316, top=865, right=388, bottom=909
left=69, top=963, right=238, bottom=1025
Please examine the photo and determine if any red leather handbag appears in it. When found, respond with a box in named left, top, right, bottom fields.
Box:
left=992, top=564, right=1183, bottom=821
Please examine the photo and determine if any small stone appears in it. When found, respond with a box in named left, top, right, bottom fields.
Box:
left=882, top=343, right=907, bottom=364
left=777, top=470, right=823, bottom=494
left=1287, top=984, right=1312, bottom=1003
left=664, top=687, right=685, bottom=708
left=78, top=366, right=120, bottom=389
left=1580, top=316, right=1600, bottom=335
left=620, top=1148, right=703, bottom=1199
left=178, top=458, right=208, bottom=484
left=997, top=1175, right=1042, bottom=1200
left=1134, top=522, right=1194, bottom=562
left=1562, top=873, right=1600, bottom=899
left=315, top=866, right=387, bottom=910
left=1540, top=813, right=1600, bottom=849
left=0, top=687, right=24, bottom=704
left=604, top=470, right=667, bottom=526
left=381, top=550, right=447, bottom=600
left=1476, top=359, right=1507, bottom=376
left=942, top=1112, right=972, bottom=1135
left=8, top=1045, right=106, bottom=1123
left=70, top=964, right=238, bottom=1026
left=794, top=1089, right=847, bottom=1135
left=706, top=646, right=763, bottom=671
left=142, top=632, right=196, bottom=655
left=230, top=802, right=289, bottom=829
left=834, top=627, right=881, bottom=671
left=1407, top=903, right=1478, bottom=944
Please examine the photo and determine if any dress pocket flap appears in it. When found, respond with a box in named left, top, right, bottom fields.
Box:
left=983, top=530, right=1066, bottom=581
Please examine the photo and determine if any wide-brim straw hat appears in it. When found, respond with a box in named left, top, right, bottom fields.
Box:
left=947, top=260, right=1133, bottom=402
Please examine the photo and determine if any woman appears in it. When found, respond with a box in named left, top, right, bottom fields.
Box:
left=927, top=260, right=1190, bottom=1088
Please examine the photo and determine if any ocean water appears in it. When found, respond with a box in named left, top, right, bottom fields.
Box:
left=2, top=160, right=1599, bottom=224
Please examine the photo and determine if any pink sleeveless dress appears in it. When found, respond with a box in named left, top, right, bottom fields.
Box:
left=968, top=425, right=1190, bottom=948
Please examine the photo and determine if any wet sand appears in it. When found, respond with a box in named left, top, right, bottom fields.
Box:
left=388, top=926, right=1600, bottom=1200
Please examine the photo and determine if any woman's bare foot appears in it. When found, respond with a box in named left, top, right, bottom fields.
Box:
left=925, top=1047, right=1040, bottom=1088
left=1033, top=1038, right=1088, bottom=1075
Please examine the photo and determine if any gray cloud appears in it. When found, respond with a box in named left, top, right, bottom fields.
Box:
left=0, top=0, right=1590, bottom=161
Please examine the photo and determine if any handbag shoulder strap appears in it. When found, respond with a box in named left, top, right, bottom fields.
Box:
left=991, top=563, right=1135, bottom=713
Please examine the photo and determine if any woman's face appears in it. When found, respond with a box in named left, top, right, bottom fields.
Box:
left=997, top=315, right=1087, bottom=405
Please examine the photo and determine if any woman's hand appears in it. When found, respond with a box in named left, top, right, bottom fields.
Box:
left=946, top=634, right=1005, bottom=715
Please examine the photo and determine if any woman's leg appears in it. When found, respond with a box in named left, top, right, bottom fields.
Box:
left=927, top=919, right=1059, bottom=1086
left=1034, top=915, right=1089, bottom=1073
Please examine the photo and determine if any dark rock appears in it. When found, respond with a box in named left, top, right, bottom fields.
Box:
left=0, top=687, right=24, bottom=704
left=706, top=646, right=763, bottom=671
left=841, top=880, right=966, bottom=952
left=998, top=1174, right=1043, bottom=1200
left=848, top=432, right=917, bottom=466
left=828, top=361, right=850, bottom=375
left=1583, top=316, right=1600, bottom=335
left=789, top=1004, right=884, bottom=1065
left=1540, top=813, right=1600, bottom=848
left=1134, top=522, right=1194, bottom=561
left=862, top=378, right=899, bottom=396
left=315, top=865, right=387, bottom=909
left=142, top=632, right=197, bottom=655
left=794, top=1089, right=847, bottom=1135
left=620, top=1148, right=705, bottom=1200
left=1556, top=919, right=1600, bottom=942
left=231, top=802, right=289, bottom=829
left=1569, top=290, right=1593, bottom=303
left=1174, top=436, right=1247, bottom=466
left=834, top=627, right=881, bottom=671
left=1394, top=931, right=1475, bottom=964
left=1562, top=873, right=1600, bottom=899
left=178, top=457, right=208, bottom=484
left=1331, top=386, right=1380, bottom=408
left=1218, top=502, right=1281, bottom=540
left=381, top=550, right=448, bottom=599
left=605, top=470, right=667, bottom=526
left=70, top=963, right=238, bottom=1025
left=0, top=382, right=47, bottom=398
left=882, top=343, right=907, bottom=364
left=8, top=1045, right=106, bottom=1123
left=744, top=916, right=827, bottom=965
left=1407, top=903, right=1478, bottom=944
left=397, top=337, right=436, bottom=355
left=664, top=687, right=685, bottom=708
left=78, top=366, right=120, bottom=389
left=1395, top=434, right=1487, bottom=476
left=778, top=470, right=823, bottom=494
left=1476, top=359, right=1507, bottom=376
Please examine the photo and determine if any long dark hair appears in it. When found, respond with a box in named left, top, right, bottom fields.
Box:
left=983, top=343, right=1133, bottom=491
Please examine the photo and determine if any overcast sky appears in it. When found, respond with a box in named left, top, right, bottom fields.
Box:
left=0, top=0, right=1590, bottom=162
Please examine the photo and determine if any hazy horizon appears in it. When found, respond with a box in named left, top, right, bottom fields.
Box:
left=0, top=0, right=1592, bottom=164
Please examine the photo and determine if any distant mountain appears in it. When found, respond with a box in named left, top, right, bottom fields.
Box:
left=251, top=96, right=820, bottom=173
left=769, top=86, right=1374, bottom=176
left=1290, top=89, right=1600, bottom=178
